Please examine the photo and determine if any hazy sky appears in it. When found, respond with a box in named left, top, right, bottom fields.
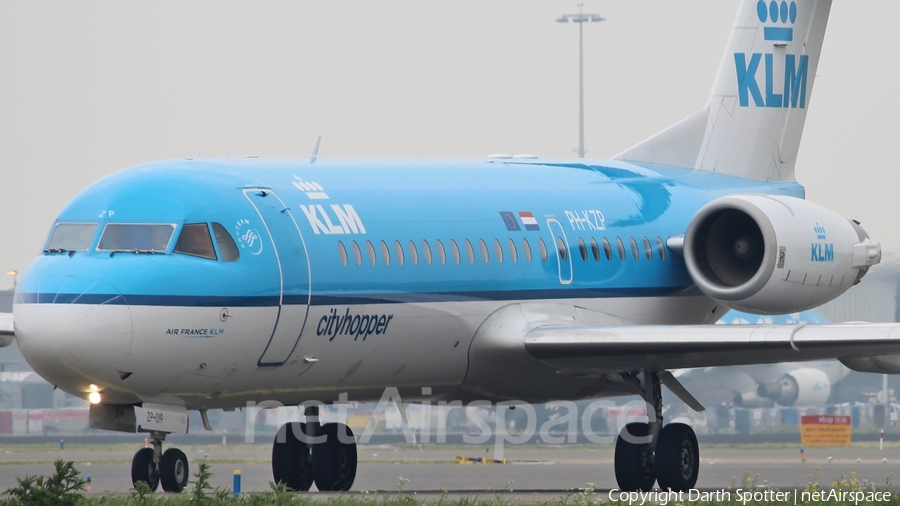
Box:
left=1, top=1, right=898, bottom=289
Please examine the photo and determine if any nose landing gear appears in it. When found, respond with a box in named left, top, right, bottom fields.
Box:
left=131, top=432, right=190, bottom=493
left=271, top=406, right=358, bottom=492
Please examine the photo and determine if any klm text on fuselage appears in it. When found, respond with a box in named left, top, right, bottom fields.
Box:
left=735, top=53, right=809, bottom=108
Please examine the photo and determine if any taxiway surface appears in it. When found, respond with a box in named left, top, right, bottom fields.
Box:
left=0, top=443, right=897, bottom=497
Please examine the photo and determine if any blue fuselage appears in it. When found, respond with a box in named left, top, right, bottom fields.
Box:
left=14, top=158, right=804, bottom=407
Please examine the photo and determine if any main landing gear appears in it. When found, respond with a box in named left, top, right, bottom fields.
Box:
left=614, top=371, right=700, bottom=492
left=272, top=406, right=358, bottom=492
left=131, top=432, right=190, bottom=493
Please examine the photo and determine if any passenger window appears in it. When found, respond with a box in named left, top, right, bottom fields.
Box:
left=394, top=240, right=405, bottom=266
left=450, top=239, right=461, bottom=264
left=212, top=223, right=239, bottom=261
left=45, top=223, right=98, bottom=252
left=352, top=241, right=362, bottom=266
left=656, top=237, right=667, bottom=260
left=507, top=238, right=518, bottom=263
left=99, top=223, right=175, bottom=252
left=366, top=241, right=377, bottom=266
left=602, top=238, right=612, bottom=261
left=615, top=237, right=626, bottom=260
left=494, top=239, right=504, bottom=264
left=556, top=237, right=568, bottom=262
left=338, top=241, right=348, bottom=266
left=465, top=239, right=475, bottom=264
left=538, top=238, right=548, bottom=262
left=436, top=239, right=447, bottom=265
left=590, top=238, right=600, bottom=261
left=422, top=240, right=433, bottom=265
left=381, top=240, right=391, bottom=266
left=174, top=224, right=217, bottom=260
left=522, top=238, right=533, bottom=263
left=578, top=238, right=588, bottom=261
left=630, top=237, right=640, bottom=261
left=408, top=240, right=419, bottom=265
left=479, top=239, right=489, bottom=263
left=643, top=236, right=653, bottom=260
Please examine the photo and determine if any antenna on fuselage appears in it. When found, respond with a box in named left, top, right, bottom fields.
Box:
left=309, top=135, right=322, bottom=164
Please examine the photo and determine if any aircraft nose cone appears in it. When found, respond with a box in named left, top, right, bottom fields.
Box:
left=16, top=276, right=133, bottom=377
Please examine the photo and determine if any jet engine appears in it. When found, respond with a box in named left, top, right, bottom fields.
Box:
left=733, top=391, right=774, bottom=408
left=683, top=195, right=881, bottom=314
left=756, top=368, right=831, bottom=407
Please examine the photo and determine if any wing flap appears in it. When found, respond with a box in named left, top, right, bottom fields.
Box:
left=524, top=323, right=900, bottom=375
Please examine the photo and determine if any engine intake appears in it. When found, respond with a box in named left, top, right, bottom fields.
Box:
left=692, top=208, right=766, bottom=288
left=684, top=195, right=881, bottom=314
left=756, top=368, right=831, bottom=407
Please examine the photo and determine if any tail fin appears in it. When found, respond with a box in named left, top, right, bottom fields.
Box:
left=615, top=0, right=832, bottom=182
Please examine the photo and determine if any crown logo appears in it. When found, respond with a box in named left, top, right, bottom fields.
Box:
left=292, top=176, right=329, bottom=200
left=757, top=0, right=797, bottom=42
left=814, top=222, right=826, bottom=240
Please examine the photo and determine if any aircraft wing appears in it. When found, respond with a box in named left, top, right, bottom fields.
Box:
left=0, top=313, right=14, bottom=347
left=524, top=323, right=900, bottom=376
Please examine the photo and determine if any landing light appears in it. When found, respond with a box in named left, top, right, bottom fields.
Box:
left=88, top=392, right=101, bottom=404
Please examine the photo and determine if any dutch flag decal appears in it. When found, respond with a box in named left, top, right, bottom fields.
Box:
left=519, top=211, right=540, bottom=231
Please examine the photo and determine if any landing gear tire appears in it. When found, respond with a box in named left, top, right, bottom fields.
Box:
left=131, top=447, right=159, bottom=492
left=655, top=422, right=699, bottom=492
left=614, top=422, right=655, bottom=492
left=313, top=422, right=357, bottom=491
left=272, top=422, right=314, bottom=491
left=160, top=448, right=190, bottom=493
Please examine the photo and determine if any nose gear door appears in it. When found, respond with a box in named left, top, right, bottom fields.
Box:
left=243, top=189, right=312, bottom=367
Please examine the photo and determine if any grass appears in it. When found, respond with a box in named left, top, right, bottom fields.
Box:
left=0, top=460, right=898, bottom=505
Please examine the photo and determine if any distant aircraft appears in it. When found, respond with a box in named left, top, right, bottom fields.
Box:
left=1, top=0, right=898, bottom=494
left=671, top=310, right=851, bottom=408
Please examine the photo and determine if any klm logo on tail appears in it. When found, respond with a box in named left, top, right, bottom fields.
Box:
left=735, top=1, right=808, bottom=109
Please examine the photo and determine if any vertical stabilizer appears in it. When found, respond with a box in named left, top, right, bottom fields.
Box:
left=615, top=0, right=832, bottom=182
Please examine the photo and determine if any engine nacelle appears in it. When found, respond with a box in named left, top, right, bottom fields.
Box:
left=684, top=195, right=881, bottom=314
left=733, top=391, right=775, bottom=408
left=757, top=368, right=831, bottom=407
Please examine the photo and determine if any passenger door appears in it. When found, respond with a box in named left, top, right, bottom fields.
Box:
left=243, top=189, right=312, bottom=367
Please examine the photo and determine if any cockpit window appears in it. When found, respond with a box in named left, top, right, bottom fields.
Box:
left=212, top=223, right=239, bottom=261
left=98, top=223, right=175, bottom=252
left=174, top=224, right=217, bottom=260
left=45, top=223, right=98, bottom=251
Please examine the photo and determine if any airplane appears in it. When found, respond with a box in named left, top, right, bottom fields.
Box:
left=673, top=359, right=848, bottom=409
left=2, top=0, right=900, bottom=494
